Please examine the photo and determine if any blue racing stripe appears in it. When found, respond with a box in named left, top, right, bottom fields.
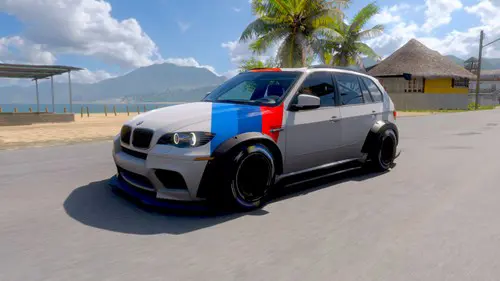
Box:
left=210, top=103, right=240, bottom=154
left=209, top=103, right=263, bottom=154
left=237, top=105, right=262, bottom=134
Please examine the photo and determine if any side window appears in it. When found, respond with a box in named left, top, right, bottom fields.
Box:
left=361, top=77, right=384, bottom=102
left=358, top=77, right=374, bottom=103
left=336, top=73, right=365, bottom=105
left=298, top=72, right=336, bottom=107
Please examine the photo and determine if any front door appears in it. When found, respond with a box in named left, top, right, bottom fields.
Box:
left=284, top=72, right=342, bottom=174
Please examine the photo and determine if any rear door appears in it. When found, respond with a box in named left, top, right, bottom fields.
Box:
left=335, top=73, right=382, bottom=159
left=360, top=76, right=388, bottom=121
left=283, top=71, right=342, bottom=174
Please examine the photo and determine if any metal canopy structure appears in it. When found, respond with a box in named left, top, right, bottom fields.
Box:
left=0, top=63, right=83, bottom=113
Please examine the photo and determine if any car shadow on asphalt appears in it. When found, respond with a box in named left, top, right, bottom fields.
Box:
left=63, top=167, right=388, bottom=236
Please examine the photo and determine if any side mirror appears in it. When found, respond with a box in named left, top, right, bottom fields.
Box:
left=290, top=94, right=321, bottom=111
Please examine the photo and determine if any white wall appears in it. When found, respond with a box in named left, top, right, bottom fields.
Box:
left=469, top=81, right=500, bottom=92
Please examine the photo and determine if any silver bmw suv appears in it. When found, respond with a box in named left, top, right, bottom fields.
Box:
left=111, top=66, right=400, bottom=211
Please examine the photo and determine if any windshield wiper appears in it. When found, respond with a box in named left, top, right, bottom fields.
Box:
left=214, top=99, right=258, bottom=105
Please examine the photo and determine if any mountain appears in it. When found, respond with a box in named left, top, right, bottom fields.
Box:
left=445, top=55, right=500, bottom=70
left=0, top=63, right=226, bottom=104
left=122, top=85, right=219, bottom=103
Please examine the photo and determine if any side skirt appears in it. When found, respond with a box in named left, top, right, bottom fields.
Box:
left=275, top=157, right=366, bottom=187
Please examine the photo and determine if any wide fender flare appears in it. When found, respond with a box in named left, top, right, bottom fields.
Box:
left=361, top=121, right=399, bottom=154
left=196, top=132, right=283, bottom=199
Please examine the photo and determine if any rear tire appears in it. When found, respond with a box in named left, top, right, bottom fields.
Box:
left=212, top=143, right=276, bottom=211
left=368, top=129, right=397, bottom=172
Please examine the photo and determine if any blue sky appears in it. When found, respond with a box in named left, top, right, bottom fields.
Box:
left=1, top=0, right=499, bottom=84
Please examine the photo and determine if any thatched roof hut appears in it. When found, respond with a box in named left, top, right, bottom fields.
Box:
left=368, top=39, right=475, bottom=79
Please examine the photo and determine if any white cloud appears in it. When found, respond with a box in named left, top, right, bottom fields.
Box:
left=0, top=36, right=56, bottom=64
left=421, top=0, right=463, bottom=32
left=222, top=40, right=254, bottom=64
left=389, top=3, right=411, bottom=13
left=233, top=7, right=241, bottom=12
left=221, top=39, right=277, bottom=66
left=366, top=0, right=500, bottom=61
left=0, top=0, right=161, bottom=68
left=366, top=21, right=420, bottom=58
left=177, top=21, right=191, bottom=33
left=163, top=57, right=220, bottom=76
left=222, top=69, right=240, bottom=79
left=371, top=3, right=413, bottom=25
left=69, top=69, right=116, bottom=84
left=372, top=8, right=402, bottom=25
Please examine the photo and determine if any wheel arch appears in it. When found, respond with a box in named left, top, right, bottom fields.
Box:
left=361, top=121, right=399, bottom=154
left=196, top=132, right=283, bottom=199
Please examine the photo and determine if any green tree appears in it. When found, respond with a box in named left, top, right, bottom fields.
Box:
left=239, top=56, right=278, bottom=72
left=322, top=2, right=383, bottom=68
left=240, top=0, right=349, bottom=68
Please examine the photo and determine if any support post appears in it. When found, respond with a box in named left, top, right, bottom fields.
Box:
left=475, top=30, right=484, bottom=110
left=35, top=79, right=40, bottom=113
left=51, top=76, right=55, bottom=113
left=68, top=70, right=73, bottom=113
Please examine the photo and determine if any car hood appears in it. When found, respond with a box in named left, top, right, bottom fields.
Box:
left=125, top=102, right=216, bottom=132
left=124, top=101, right=285, bottom=141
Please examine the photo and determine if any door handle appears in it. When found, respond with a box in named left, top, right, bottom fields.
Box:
left=270, top=127, right=284, bottom=133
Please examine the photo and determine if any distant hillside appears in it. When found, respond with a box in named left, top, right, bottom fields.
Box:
left=445, top=55, right=500, bottom=70
left=123, top=85, right=219, bottom=103
left=0, top=63, right=226, bottom=104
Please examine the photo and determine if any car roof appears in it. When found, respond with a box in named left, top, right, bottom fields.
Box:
left=275, top=66, right=375, bottom=80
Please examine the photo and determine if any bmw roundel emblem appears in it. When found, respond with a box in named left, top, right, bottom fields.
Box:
left=136, top=121, right=144, bottom=126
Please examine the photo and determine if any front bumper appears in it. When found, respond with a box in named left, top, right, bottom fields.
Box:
left=109, top=175, right=208, bottom=210
left=112, top=135, right=211, bottom=202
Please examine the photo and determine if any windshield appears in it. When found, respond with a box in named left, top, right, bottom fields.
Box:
left=203, top=71, right=302, bottom=106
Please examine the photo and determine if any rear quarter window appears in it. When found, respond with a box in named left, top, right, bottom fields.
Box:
left=361, top=77, right=384, bottom=102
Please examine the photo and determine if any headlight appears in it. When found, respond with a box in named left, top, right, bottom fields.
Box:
left=157, top=132, right=215, bottom=147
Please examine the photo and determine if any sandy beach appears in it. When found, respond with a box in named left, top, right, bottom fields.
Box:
left=0, top=111, right=434, bottom=150
left=0, top=113, right=139, bottom=150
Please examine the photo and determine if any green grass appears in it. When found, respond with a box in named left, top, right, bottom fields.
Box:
left=401, top=103, right=497, bottom=113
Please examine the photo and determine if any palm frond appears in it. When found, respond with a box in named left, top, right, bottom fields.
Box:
left=252, top=0, right=293, bottom=18
left=277, top=34, right=304, bottom=67
left=358, top=24, right=384, bottom=40
left=240, top=18, right=276, bottom=42
left=349, top=2, right=379, bottom=34
left=249, top=27, right=291, bottom=54
left=306, top=8, right=343, bottom=29
left=325, top=0, right=351, bottom=10
left=354, top=42, right=380, bottom=60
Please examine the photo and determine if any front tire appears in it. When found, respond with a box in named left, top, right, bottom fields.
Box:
left=214, top=143, right=276, bottom=211
left=368, top=129, right=397, bottom=172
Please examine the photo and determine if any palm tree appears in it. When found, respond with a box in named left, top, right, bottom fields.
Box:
left=240, top=0, right=350, bottom=68
left=322, top=2, right=384, bottom=68
left=238, top=56, right=278, bottom=72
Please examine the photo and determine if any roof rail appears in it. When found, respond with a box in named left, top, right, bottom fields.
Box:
left=249, top=67, right=282, bottom=72
left=308, top=64, right=368, bottom=74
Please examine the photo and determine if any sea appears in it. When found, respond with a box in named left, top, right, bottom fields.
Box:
left=0, top=103, right=177, bottom=114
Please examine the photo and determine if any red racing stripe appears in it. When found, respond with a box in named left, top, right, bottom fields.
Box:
left=260, top=104, right=284, bottom=142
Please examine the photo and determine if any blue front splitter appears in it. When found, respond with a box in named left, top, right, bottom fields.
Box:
left=109, top=175, right=209, bottom=211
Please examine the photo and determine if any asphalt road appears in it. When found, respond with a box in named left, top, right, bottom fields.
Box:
left=1, top=110, right=500, bottom=281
